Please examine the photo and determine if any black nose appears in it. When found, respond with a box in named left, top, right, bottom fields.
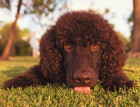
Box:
left=73, top=71, right=92, bottom=85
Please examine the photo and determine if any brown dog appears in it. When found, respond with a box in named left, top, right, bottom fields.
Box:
left=3, top=11, right=134, bottom=94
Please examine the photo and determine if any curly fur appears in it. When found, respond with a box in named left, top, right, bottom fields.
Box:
left=3, top=11, right=134, bottom=91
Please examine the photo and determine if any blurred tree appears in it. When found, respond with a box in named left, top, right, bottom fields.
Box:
left=0, top=23, right=20, bottom=46
left=1, top=0, right=22, bottom=60
left=128, top=13, right=133, bottom=23
left=19, top=28, right=30, bottom=41
left=117, top=32, right=132, bottom=52
left=0, top=22, right=31, bottom=56
left=130, top=0, right=140, bottom=57
left=0, top=23, right=19, bottom=56
left=0, top=0, right=67, bottom=60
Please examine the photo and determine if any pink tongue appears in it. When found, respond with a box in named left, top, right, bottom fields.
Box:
left=74, top=87, right=91, bottom=95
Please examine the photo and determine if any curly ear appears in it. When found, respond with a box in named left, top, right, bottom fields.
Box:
left=39, top=26, right=63, bottom=82
left=99, top=30, right=131, bottom=90
left=100, top=31, right=127, bottom=77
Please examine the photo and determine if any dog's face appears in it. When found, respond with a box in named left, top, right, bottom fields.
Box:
left=62, top=41, right=102, bottom=88
left=54, top=11, right=105, bottom=94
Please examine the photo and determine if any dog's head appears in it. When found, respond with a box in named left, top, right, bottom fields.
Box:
left=40, top=11, right=126, bottom=93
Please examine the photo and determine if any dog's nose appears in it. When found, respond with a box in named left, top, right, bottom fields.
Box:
left=73, top=71, right=92, bottom=85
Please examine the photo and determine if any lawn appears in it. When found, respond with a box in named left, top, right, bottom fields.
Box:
left=0, top=56, right=139, bottom=107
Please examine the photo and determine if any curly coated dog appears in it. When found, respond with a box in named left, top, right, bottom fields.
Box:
left=3, top=11, right=134, bottom=94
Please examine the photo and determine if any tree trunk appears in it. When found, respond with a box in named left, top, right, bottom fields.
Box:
left=1, top=0, right=22, bottom=60
left=130, top=0, right=140, bottom=57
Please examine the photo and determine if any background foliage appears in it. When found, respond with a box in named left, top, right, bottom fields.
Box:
left=0, top=23, right=32, bottom=56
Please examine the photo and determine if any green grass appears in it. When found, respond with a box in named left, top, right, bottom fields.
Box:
left=0, top=56, right=139, bottom=107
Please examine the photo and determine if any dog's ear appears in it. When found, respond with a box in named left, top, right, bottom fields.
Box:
left=94, top=18, right=134, bottom=90
left=99, top=30, right=133, bottom=90
left=99, top=30, right=127, bottom=81
left=40, top=26, right=63, bottom=80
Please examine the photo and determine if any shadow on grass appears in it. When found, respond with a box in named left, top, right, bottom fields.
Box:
left=1, top=66, right=28, bottom=78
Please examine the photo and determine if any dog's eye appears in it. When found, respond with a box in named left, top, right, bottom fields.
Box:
left=65, top=44, right=71, bottom=49
left=91, top=45, right=97, bottom=51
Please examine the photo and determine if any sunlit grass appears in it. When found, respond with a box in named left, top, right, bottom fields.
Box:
left=0, top=56, right=139, bottom=106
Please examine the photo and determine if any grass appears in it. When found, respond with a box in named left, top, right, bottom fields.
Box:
left=0, top=56, right=139, bottom=107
